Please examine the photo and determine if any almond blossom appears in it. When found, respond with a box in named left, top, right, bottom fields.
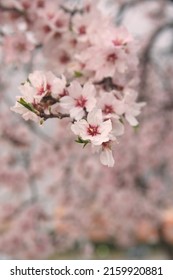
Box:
left=98, top=91, right=122, bottom=119
left=8, top=0, right=145, bottom=167
left=75, top=25, right=138, bottom=82
left=71, top=109, right=112, bottom=146
left=76, top=45, right=128, bottom=81
left=3, top=33, right=34, bottom=65
left=60, top=81, right=96, bottom=120
left=11, top=71, right=64, bottom=122
left=11, top=104, right=41, bottom=123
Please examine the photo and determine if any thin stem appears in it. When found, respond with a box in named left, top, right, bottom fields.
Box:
left=38, top=112, right=70, bottom=121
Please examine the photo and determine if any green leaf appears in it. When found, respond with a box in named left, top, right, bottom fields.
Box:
left=18, top=98, right=36, bottom=113
left=74, top=71, right=83, bottom=78
left=75, top=136, right=90, bottom=148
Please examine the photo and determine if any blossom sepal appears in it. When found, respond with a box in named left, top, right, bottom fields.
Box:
left=75, top=136, right=90, bottom=148
left=74, top=71, right=83, bottom=78
left=17, top=98, right=37, bottom=114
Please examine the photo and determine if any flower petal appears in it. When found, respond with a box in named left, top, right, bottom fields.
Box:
left=100, top=148, right=115, bottom=167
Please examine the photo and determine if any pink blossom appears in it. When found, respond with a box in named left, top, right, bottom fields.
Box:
left=60, top=81, right=96, bottom=120
left=72, top=10, right=109, bottom=44
left=11, top=103, right=41, bottom=123
left=98, top=91, right=121, bottom=119
left=34, top=4, right=70, bottom=43
left=11, top=70, right=61, bottom=122
left=51, top=75, right=67, bottom=99
left=71, top=108, right=112, bottom=145
left=27, top=70, right=66, bottom=102
left=77, top=45, right=128, bottom=81
left=3, top=33, right=34, bottom=65
left=103, top=26, right=133, bottom=48
left=111, top=119, right=125, bottom=137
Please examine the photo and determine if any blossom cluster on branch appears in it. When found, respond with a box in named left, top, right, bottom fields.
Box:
left=7, top=0, right=145, bottom=167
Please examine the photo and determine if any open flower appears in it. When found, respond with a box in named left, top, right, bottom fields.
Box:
left=76, top=44, right=128, bottom=81
left=51, top=75, right=67, bottom=99
left=71, top=108, right=112, bottom=145
left=28, top=70, right=58, bottom=102
left=11, top=81, right=40, bottom=122
left=60, top=81, right=96, bottom=120
left=3, top=33, right=34, bottom=65
left=98, top=91, right=121, bottom=119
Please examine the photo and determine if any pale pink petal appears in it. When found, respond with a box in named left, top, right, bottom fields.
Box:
left=29, top=71, right=45, bottom=89
left=82, top=83, right=96, bottom=97
left=100, top=148, right=115, bottom=167
left=114, top=99, right=125, bottom=115
left=87, top=108, right=102, bottom=125
left=86, top=97, right=96, bottom=112
left=124, top=89, right=138, bottom=103
left=51, top=75, right=66, bottom=98
left=125, top=114, right=138, bottom=126
left=71, top=119, right=88, bottom=136
left=91, top=135, right=110, bottom=146
left=19, top=82, right=35, bottom=101
left=11, top=102, right=28, bottom=114
left=70, top=107, right=84, bottom=120
left=112, top=119, right=124, bottom=136
left=99, top=119, right=112, bottom=136
left=23, top=112, right=40, bottom=123
left=60, top=96, right=74, bottom=110
left=68, top=80, right=82, bottom=98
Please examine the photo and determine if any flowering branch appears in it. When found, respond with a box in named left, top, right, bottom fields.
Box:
left=8, top=0, right=146, bottom=167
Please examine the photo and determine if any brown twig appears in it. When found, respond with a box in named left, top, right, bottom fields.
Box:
left=38, top=112, right=70, bottom=121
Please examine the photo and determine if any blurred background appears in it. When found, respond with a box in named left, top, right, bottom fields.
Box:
left=0, top=0, right=173, bottom=259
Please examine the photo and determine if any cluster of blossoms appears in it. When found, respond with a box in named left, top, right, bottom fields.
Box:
left=9, top=0, right=145, bottom=167
left=12, top=71, right=145, bottom=167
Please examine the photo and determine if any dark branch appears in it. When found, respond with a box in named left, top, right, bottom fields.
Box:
left=140, top=22, right=173, bottom=97
left=38, top=112, right=70, bottom=121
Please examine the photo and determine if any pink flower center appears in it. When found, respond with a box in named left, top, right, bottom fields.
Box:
left=87, top=125, right=100, bottom=136
left=59, top=89, right=68, bottom=98
left=47, top=13, right=54, bottom=20
left=79, top=25, right=86, bottom=35
left=70, top=38, right=77, bottom=47
left=37, top=0, right=45, bottom=8
left=107, top=53, right=117, bottom=63
left=85, top=4, right=91, bottom=12
left=46, top=83, right=51, bottom=91
left=75, top=96, right=87, bottom=107
left=43, top=25, right=52, bottom=34
left=103, top=105, right=114, bottom=115
left=22, top=1, right=31, bottom=9
left=37, top=86, right=44, bottom=95
left=102, top=141, right=111, bottom=149
left=37, top=83, right=51, bottom=95
left=16, top=42, right=26, bottom=52
left=55, top=19, right=64, bottom=28
left=112, top=39, right=123, bottom=46
left=59, top=52, right=70, bottom=64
